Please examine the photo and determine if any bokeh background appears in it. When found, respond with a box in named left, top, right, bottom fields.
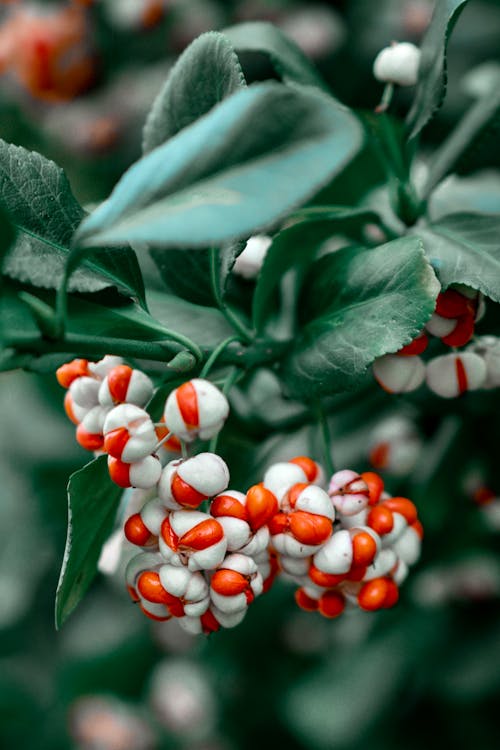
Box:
left=1, top=1, right=500, bottom=748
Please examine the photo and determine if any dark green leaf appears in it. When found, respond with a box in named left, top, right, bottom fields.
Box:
left=283, top=236, right=439, bottom=399
left=76, top=83, right=363, bottom=249
left=149, top=246, right=214, bottom=306
left=55, top=456, right=122, bottom=628
left=0, top=139, right=146, bottom=306
left=223, top=21, right=328, bottom=91
left=143, top=31, right=246, bottom=153
left=253, top=208, right=382, bottom=332
left=406, top=0, right=471, bottom=140
left=417, top=212, right=500, bottom=301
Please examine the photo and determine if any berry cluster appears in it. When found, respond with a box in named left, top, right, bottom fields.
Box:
left=373, top=285, right=498, bottom=398
left=57, top=358, right=423, bottom=634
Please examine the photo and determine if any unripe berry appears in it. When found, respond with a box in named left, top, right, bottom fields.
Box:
left=328, top=470, right=370, bottom=516
left=99, top=365, right=153, bottom=407
left=103, top=404, right=157, bottom=462
left=373, top=42, right=421, bottom=86
left=233, top=235, right=272, bottom=280
left=108, top=454, right=162, bottom=489
left=69, top=376, right=100, bottom=409
left=426, top=352, right=486, bottom=398
left=373, top=354, right=425, bottom=394
left=158, top=453, right=230, bottom=510
left=164, top=379, right=229, bottom=442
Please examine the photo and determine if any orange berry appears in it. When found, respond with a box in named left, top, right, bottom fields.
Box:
left=383, top=580, right=399, bottom=608
left=56, top=358, right=89, bottom=388
left=124, top=513, right=153, bottom=547
left=289, top=511, right=332, bottom=545
left=367, top=506, right=394, bottom=535
left=309, top=565, right=345, bottom=588
left=246, top=484, right=279, bottom=530
left=107, top=457, right=131, bottom=487
left=107, top=365, right=133, bottom=403
left=352, top=531, right=378, bottom=567
left=268, top=512, right=289, bottom=536
left=200, top=609, right=220, bottom=634
left=287, top=483, right=310, bottom=509
left=155, top=419, right=182, bottom=452
left=290, top=456, right=318, bottom=481
left=180, top=519, right=224, bottom=551
left=211, top=494, right=247, bottom=521
left=319, top=590, right=345, bottom=618
left=137, top=571, right=170, bottom=604
left=76, top=423, right=104, bottom=451
left=361, top=472, right=384, bottom=505
left=171, top=473, right=206, bottom=508
left=64, top=391, right=80, bottom=425
left=139, top=604, right=170, bottom=622
left=104, top=427, right=129, bottom=459
left=160, top=517, right=179, bottom=551
left=176, top=381, right=199, bottom=429
left=397, top=332, right=428, bottom=356
left=211, top=569, right=248, bottom=596
left=358, top=577, right=390, bottom=611
left=384, top=497, right=417, bottom=525
left=441, top=312, right=475, bottom=347
left=295, top=588, right=319, bottom=612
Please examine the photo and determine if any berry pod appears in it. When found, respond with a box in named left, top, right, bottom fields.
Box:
left=155, top=417, right=182, bottom=452
left=103, top=404, right=157, bottom=462
left=64, top=391, right=88, bottom=425
left=468, top=336, right=500, bottom=389
left=368, top=418, right=421, bottom=476
left=158, top=564, right=210, bottom=617
left=233, top=235, right=272, bottom=280
left=99, top=365, right=153, bottom=408
left=163, top=379, right=229, bottom=442
left=210, top=553, right=263, bottom=614
left=373, top=41, right=421, bottom=86
left=392, top=521, right=423, bottom=566
left=69, top=375, right=101, bottom=409
left=108, top=454, right=162, bottom=489
left=269, top=507, right=333, bottom=559
left=210, top=486, right=276, bottom=556
left=87, top=355, right=123, bottom=379
left=373, top=354, right=425, bottom=394
left=285, top=483, right=334, bottom=519
left=125, top=551, right=164, bottom=602
left=312, top=528, right=377, bottom=577
left=254, top=549, right=279, bottom=594
left=159, top=510, right=227, bottom=572
left=396, top=332, right=428, bottom=356
left=76, top=405, right=109, bottom=451
left=328, top=470, right=370, bottom=516
left=425, top=312, right=457, bottom=339
left=56, top=358, right=90, bottom=388
left=367, top=496, right=418, bottom=545
left=124, top=497, right=168, bottom=548
left=426, top=352, right=486, bottom=398
left=263, top=456, right=322, bottom=503
left=158, top=453, right=230, bottom=510
left=362, top=547, right=398, bottom=581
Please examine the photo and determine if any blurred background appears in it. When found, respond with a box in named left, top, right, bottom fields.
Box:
left=1, top=1, right=500, bottom=748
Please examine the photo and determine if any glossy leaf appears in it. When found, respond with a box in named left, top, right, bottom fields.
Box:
left=417, top=213, right=500, bottom=301
left=253, top=208, right=381, bottom=332
left=76, top=83, right=363, bottom=249
left=143, top=31, right=246, bottom=153
left=283, top=236, right=439, bottom=399
left=147, top=290, right=233, bottom=349
left=406, top=0, right=471, bottom=140
left=223, top=21, right=328, bottom=91
left=0, top=139, right=146, bottom=306
left=55, top=456, right=122, bottom=628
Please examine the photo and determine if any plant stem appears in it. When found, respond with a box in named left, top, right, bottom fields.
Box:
left=316, top=403, right=335, bottom=477
left=209, top=247, right=254, bottom=343
left=199, top=335, right=241, bottom=378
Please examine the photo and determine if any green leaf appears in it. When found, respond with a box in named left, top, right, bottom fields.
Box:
left=422, top=73, right=500, bottom=197
left=253, top=208, right=381, bottom=332
left=223, top=21, right=328, bottom=91
left=55, top=456, right=122, bottom=628
left=149, top=246, right=214, bottom=306
left=143, top=31, right=246, bottom=153
left=283, top=236, right=439, bottom=399
left=76, top=82, right=363, bottom=250
left=0, top=139, right=146, bottom=306
left=406, top=0, right=471, bottom=140
left=416, top=212, right=500, bottom=301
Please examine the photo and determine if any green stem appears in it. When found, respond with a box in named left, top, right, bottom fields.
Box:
left=199, top=335, right=241, bottom=378
left=316, top=403, right=335, bottom=477
left=209, top=247, right=254, bottom=343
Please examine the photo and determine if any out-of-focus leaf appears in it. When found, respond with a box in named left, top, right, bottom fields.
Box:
left=407, top=1, right=471, bottom=140
left=283, top=237, right=439, bottom=399
left=143, top=31, right=246, bottom=152
left=55, top=456, right=122, bottom=628
left=76, top=83, right=363, bottom=249
left=222, top=21, right=328, bottom=90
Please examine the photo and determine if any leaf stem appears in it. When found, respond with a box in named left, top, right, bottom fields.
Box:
left=209, top=247, right=254, bottom=343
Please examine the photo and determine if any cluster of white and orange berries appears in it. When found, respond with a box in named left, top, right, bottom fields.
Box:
left=57, top=357, right=230, bottom=491
left=373, top=285, right=500, bottom=398
left=57, top=357, right=423, bottom=634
